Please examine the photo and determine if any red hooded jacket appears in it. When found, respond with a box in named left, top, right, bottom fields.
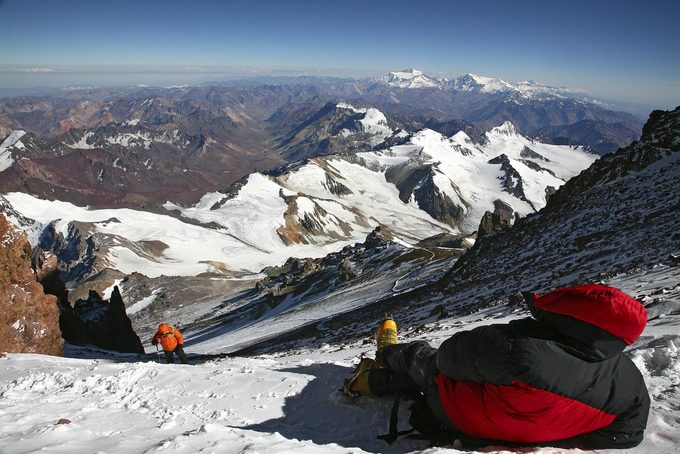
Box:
left=435, top=284, right=649, bottom=448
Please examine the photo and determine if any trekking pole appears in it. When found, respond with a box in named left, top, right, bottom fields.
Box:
left=155, top=344, right=163, bottom=364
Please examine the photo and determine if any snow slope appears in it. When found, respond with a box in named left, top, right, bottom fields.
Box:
left=1, top=188, right=370, bottom=278
left=166, top=161, right=457, bottom=247
left=0, top=266, right=677, bottom=454
left=2, top=166, right=452, bottom=279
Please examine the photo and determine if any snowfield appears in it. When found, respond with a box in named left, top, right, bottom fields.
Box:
left=1, top=120, right=594, bottom=280
left=1, top=267, right=678, bottom=454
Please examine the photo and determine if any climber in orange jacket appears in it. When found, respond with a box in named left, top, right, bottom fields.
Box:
left=151, top=323, right=188, bottom=364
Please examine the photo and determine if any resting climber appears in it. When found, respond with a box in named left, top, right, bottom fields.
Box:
left=151, top=323, right=188, bottom=364
left=343, top=284, right=650, bottom=449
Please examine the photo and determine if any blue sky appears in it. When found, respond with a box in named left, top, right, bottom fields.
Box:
left=0, top=0, right=678, bottom=107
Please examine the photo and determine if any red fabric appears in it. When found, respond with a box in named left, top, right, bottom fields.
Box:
left=436, top=373, right=617, bottom=442
left=533, top=284, right=647, bottom=345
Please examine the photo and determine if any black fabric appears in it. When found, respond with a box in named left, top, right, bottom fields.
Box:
left=436, top=317, right=650, bottom=448
left=376, top=341, right=456, bottom=432
left=407, top=398, right=459, bottom=446
left=436, top=325, right=514, bottom=385
left=368, top=368, right=421, bottom=400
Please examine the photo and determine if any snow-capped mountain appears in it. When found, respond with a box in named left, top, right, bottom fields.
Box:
left=359, top=122, right=597, bottom=232
left=0, top=118, right=596, bottom=293
left=379, top=69, right=592, bottom=100
left=64, top=123, right=196, bottom=151
left=366, top=70, right=643, bottom=150
left=451, top=73, right=586, bottom=99
left=380, top=69, right=444, bottom=89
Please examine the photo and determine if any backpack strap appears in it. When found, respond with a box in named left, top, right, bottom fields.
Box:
left=377, top=397, right=416, bottom=444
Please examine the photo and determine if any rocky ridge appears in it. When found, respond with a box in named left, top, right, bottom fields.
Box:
left=0, top=214, right=62, bottom=355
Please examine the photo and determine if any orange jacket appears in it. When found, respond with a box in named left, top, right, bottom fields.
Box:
left=152, top=324, right=184, bottom=351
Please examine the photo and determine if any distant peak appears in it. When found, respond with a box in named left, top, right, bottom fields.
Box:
left=453, top=73, right=511, bottom=93
left=393, top=68, right=423, bottom=76
left=382, top=69, right=441, bottom=88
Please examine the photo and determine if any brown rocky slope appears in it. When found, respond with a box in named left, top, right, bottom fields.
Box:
left=0, top=214, right=62, bottom=355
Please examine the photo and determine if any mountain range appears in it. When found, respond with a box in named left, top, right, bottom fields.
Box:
left=0, top=66, right=678, bottom=453
left=0, top=70, right=654, bottom=335
left=0, top=70, right=639, bottom=211
left=0, top=108, right=596, bottom=307
left=225, top=105, right=680, bottom=355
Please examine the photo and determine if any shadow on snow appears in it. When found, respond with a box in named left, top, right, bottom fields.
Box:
left=242, top=362, right=428, bottom=453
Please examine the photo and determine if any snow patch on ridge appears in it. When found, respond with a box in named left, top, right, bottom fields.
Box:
left=0, top=130, right=27, bottom=171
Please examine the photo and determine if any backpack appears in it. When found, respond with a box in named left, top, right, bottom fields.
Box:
left=377, top=397, right=460, bottom=447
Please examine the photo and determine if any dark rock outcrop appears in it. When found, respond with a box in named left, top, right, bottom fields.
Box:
left=31, top=246, right=66, bottom=299
left=488, top=154, right=532, bottom=208
left=59, top=287, right=144, bottom=354
left=364, top=225, right=394, bottom=249
left=412, top=172, right=467, bottom=227
left=476, top=200, right=515, bottom=240
left=0, top=215, right=63, bottom=355
left=477, top=211, right=512, bottom=240
left=338, top=258, right=359, bottom=282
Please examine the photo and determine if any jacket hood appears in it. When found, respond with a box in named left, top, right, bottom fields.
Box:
left=528, top=284, right=647, bottom=357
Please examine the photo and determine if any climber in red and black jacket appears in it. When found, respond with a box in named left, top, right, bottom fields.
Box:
left=371, top=284, right=650, bottom=448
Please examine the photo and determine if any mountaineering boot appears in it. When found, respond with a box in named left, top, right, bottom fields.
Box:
left=376, top=317, right=398, bottom=352
left=342, top=356, right=376, bottom=397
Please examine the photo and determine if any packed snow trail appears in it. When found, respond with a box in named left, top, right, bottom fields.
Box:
left=0, top=347, right=417, bottom=453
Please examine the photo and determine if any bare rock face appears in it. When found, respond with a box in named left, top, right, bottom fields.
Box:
left=338, top=258, right=359, bottom=282
left=31, top=247, right=66, bottom=298
left=0, top=215, right=63, bottom=355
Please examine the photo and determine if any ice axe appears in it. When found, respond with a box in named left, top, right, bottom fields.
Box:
left=155, top=344, right=163, bottom=363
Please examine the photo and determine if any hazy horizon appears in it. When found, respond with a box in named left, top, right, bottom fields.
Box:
left=0, top=0, right=678, bottom=110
